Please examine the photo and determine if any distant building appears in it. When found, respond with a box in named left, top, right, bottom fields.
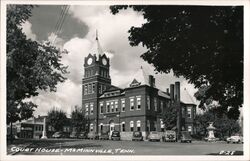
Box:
left=82, top=36, right=197, bottom=140
left=8, top=115, right=71, bottom=139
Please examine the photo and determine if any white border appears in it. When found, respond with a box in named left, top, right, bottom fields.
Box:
left=1, top=0, right=249, bottom=161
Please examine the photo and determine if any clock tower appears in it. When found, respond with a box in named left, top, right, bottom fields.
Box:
left=82, top=34, right=111, bottom=133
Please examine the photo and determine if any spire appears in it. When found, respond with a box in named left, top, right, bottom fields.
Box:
left=95, top=29, right=103, bottom=56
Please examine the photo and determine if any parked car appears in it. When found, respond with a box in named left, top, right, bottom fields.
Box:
left=87, top=131, right=99, bottom=140
left=180, top=131, right=192, bottom=143
left=226, top=135, right=243, bottom=144
left=70, top=131, right=77, bottom=138
left=148, top=131, right=161, bottom=142
left=132, top=131, right=143, bottom=141
left=111, top=131, right=121, bottom=141
left=78, top=131, right=88, bottom=139
left=99, top=132, right=109, bottom=140
left=52, top=132, right=69, bottom=138
left=162, top=130, right=177, bottom=142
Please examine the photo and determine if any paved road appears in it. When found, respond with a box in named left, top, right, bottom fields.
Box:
left=8, top=139, right=243, bottom=155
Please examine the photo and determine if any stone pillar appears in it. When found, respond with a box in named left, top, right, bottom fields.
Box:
left=41, top=117, right=47, bottom=139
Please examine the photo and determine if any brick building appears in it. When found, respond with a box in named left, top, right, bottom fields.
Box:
left=82, top=37, right=197, bottom=140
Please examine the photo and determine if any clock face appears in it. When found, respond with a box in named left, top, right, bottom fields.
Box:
left=87, top=57, right=93, bottom=65
left=102, top=58, right=107, bottom=65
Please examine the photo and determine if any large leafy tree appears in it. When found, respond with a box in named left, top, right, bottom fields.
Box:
left=47, top=108, right=68, bottom=132
left=71, top=106, right=86, bottom=132
left=110, top=6, right=243, bottom=119
left=195, top=109, right=241, bottom=138
left=7, top=5, right=68, bottom=126
left=162, top=104, right=177, bottom=130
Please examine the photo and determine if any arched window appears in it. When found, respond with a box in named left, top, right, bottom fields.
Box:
left=130, top=121, right=134, bottom=132
left=136, top=120, right=141, bottom=131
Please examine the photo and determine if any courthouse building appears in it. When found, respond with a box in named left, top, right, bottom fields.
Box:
left=82, top=37, right=197, bottom=140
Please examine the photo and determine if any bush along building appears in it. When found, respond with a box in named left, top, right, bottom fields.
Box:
left=82, top=36, right=197, bottom=140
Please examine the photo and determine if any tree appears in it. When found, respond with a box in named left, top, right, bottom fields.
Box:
left=110, top=6, right=243, bottom=120
left=7, top=4, right=68, bottom=137
left=162, top=104, right=177, bottom=130
left=195, top=109, right=241, bottom=138
left=47, top=108, right=68, bottom=132
left=71, top=106, right=86, bottom=132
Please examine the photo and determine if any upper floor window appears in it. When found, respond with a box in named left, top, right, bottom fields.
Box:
left=84, top=84, right=88, bottom=95
left=88, top=84, right=92, bottom=94
left=106, top=102, right=110, bottom=113
left=85, top=104, right=89, bottom=116
left=121, top=99, right=125, bottom=112
left=111, top=102, right=114, bottom=112
left=90, top=103, right=94, bottom=115
left=100, top=102, right=104, bottom=114
left=147, top=96, right=150, bottom=110
left=136, top=97, right=141, bottom=110
left=187, top=108, right=192, bottom=118
left=160, top=101, right=163, bottom=112
left=154, top=97, right=157, bottom=111
left=130, top=98, right=134, bottom=111
left=115, top=101, right=118, bottom=112
left=92, top=83, right=95, bottom=93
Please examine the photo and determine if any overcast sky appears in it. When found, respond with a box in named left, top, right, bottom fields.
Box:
left=21, top=5, right=198, bottom=117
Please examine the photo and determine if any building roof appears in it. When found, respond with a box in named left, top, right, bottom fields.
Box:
left=128, top=66, right=150, bottom=87
left=158, top=90, right=170, bottom=99
left=104, top=85, right=122, bottom=92
left=180, top=88, right=196, bottom=105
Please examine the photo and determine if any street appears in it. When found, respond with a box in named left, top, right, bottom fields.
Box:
left=7, top=139, right=243, bottom=155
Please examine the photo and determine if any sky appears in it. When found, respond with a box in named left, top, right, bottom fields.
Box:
left=20, top=5, right=199, bottom=117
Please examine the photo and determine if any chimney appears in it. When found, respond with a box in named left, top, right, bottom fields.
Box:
left=166, top=88, right=169, bottom=95
left=170, top=84, right=174, bottom=100
left=149, top=75, right=155, bottom=87
left=175, top=81, right=180, bottom=102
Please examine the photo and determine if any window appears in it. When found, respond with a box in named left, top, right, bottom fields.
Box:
left=160, top=119, right=165, bottom=132
left=100, top=124, right=103, bottom=132
left=130, top=121, right=134, bottom=132
left=90, top=103, right=94, bottom=115
left=187, top=108, right=192, bottom=118
left=130, top=98, right=134, bottom=110
left=147, top=96, right=150, bottom=110
left=88, top=84, right=92, bottom=94
left=84, top=84, right=88, bottom=95
left=154, top=97, right=157, bottom=111
left=106, top=102, right=110, bottom=113
left=90, top=124, right=94, bottom=131
left=137, top=120, right=141, bottom=131
left=85, top=104, right=89, bottom=115
left=99, top=84, right=102, bottom=94
left=160, top=101, right=163, bottom=112
left=188, top=125, right=192, bottom=132
left=92, top=83, right=95, bottom=93
left=111, top=102, right=114, bottom=112
left=136, top=97, right=141, bottom=110
left=121, top=122, right=125, bottom=132
left=115, top=101, right=118, bottom=112
left=100, top=102, right=104, bottom=114
left=121, top=99, right=125, bottom=112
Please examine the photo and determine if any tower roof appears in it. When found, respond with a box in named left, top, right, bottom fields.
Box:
left=89, top=30, right=104, bottom=60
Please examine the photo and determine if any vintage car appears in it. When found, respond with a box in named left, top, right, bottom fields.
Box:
left=87, top=131, right=99, bottom=140
left=52, top=131, right=69, bottom=138
left=148, top=131, right=161, bottom=142
left=78, top=131, right=88, bottom=139
left=99, top=132, right=109, bottom=140
left=70, top=131, right=77, bottom=138
left=132, top=131, right=143, bottom=141
left=111, top=131, right=121, bottom=141
left=180, top=131, right=192, bottom=143
left=162, top=130, right=177, bottom=142
left=226, top=135, right=243, bottom=144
